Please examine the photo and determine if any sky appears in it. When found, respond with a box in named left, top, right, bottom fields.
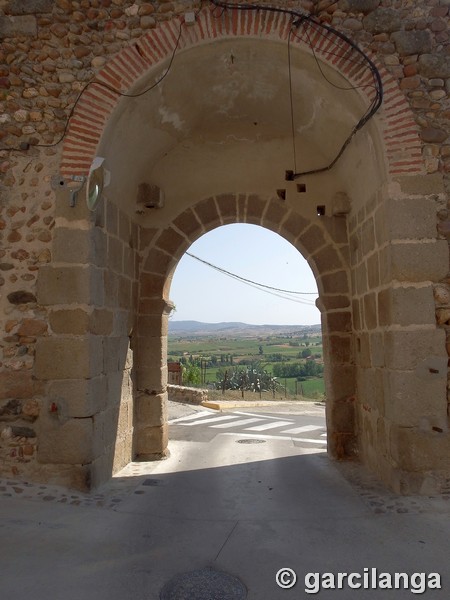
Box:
left=169, top=224, right=321, bottom=326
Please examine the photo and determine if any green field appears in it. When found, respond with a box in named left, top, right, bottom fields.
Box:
left=168, top=333, right=325, bottom=399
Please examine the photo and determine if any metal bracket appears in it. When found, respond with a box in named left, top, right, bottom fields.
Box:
left=51, top=174, right=86, bottom=207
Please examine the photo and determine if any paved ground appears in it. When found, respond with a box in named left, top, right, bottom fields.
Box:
left=1, top=400, right=449, bottom=599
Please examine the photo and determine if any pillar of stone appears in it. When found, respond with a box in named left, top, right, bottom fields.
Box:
left=134, top=295, right=173, bottom=459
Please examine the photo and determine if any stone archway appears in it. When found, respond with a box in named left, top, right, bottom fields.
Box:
left=30, top=5, right=449, bottom=494
left=135, top=193, right=354, bottom=462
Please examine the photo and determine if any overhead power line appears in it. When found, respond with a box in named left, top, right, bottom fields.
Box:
left=185, top=251, right=318, bottom=306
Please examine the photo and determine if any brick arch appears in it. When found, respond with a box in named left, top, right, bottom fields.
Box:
left=60, top=7, right=423, bottom=179
left=136, top=193, right=355, bottom=459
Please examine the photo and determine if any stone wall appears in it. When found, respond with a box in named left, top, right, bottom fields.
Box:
left=0, top=0, right=449, bottom=491
left=168, top=384, right=208, bottom=405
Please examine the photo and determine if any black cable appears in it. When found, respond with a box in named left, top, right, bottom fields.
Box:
left=0, top=4, right=201, bottom=153
left=208, top=0, right=383, bottom=178
left=186, top=251, right=318, bottom=297
left=1, top=0, right=383, bottom=181
left=287, top=28, right=298, bottom=174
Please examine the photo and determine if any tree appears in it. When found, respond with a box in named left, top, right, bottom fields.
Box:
left=182, top=363, right=201, bottom=386
left=258, top=345, right=264, bottom=355
left=301, top=348, right=312, bottom=359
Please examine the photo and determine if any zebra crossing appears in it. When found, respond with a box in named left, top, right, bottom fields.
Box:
left=169, top=410, right=327, bottom=445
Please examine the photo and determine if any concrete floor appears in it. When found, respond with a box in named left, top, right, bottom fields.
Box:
left=1, top=402, right=449, bottom=599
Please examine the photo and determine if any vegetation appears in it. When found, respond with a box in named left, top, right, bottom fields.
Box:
left=168, top=332, right=325, bottom=400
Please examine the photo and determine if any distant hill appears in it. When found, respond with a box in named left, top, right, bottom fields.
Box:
left=169, top=320, right=321, bottom=338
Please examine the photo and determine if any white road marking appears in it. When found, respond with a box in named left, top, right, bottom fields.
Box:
left=181, top=415, right=240, bottom=426
left=233, top=411, right=294, bottom=421
left=282, top=425, right=322, bottom=434
left=211, top=418, right=264, bottom=429
left=168, top=410, right=212, bottom=424
left=244, top=420, right=294, bottom=432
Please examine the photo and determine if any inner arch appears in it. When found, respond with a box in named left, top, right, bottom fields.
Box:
left=169, top=223, right=320, bottom=325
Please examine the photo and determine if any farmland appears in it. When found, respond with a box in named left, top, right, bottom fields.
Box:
left=168, top=325, right=325, bottom=399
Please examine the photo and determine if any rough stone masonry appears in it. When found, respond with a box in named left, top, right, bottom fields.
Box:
left=0, top=0, right=449, bottom=493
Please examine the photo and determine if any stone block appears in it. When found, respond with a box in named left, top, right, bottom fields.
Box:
left=0, top=371, right=43, bottom=400
left=92, top=403, right=127, bottom=457
left=367, top=253, right=379, bottom=289
left=50, top=309, right=90, bottom=335
left=363, top=292, right=377, bottom=330
left=370, top=332, right=384, bottom=368
left=37, top=413, right=96, bottom=465
left=113, top=309, right=133, bottom=337
left=135, top=391, right=167, bottom=427
left=328, top=335, right=352, bottom=363
left=263, top=199, right=286, bottom=229
left=123, top=246, right=136, bottom=279
left=37, top=265, right=104, bottom=306
left=144, top=248, right=173, bottom=275
left=135, top=365, right=167, bottom=392
left=357, top=367, right=384, bottom=411
left=137, top=315, right=168, bottom=337
left=339, top=0, right=380, bottom=13
left=108, top=236, right=123, bottom=274
left=281, top=211, right=308, bottom=242
left=320, top=295, right=350, bottom=310
left=0, top=15, right=36, bottom=38
left=320, top=270, right=349, bottom=294
left=299, top=225, right=326, bottom=257
left=135, top=423, right=168, bottom=457
left=17, top=318, right=47, bottom=336
left=395, top=173, right=445, bottom=196
left=140, top=273, right=165, bottom=298
left=35, top=335, right=103, bottom=380
left=384, top=328, right=446, bottom=370
left=320, top=217, right=348, bottom=245
left=246, top=195, right=268, bottom=222
left=48, top=376, right=107, bottom=418
left=326, top=364, right=355, bottom=401
left=139, top=227, right=158, bottom=251
left=378, top=286, right=436, bottom=327
left=325, top=311, right=352, bottom=333
left=389, top=241, right=448, bottom=282
left=173, top=209, right=203, bottom=238
left=136, top=335, right=166, bottom=366
left=384, top=370, right=447, bottom=428
left=118, top=276, right=131, bottom=309
left=7, top=0, right=53, bottom=14
left=90, top=309, right=113, bottom=335
left=327, top=399, right=355, bottom=434
left=361, top=218, right=375, bottom=257
left=104, top=270, right=119, bottom=307
left=357, top=332, right=372, bottom=368
left=155, top=227, right=187, bottom=255
left=103, top=336, right=128, bottom=373
left=418, top=55, right=450, bottom=79
left=52, top=227, right=106, bottom=266
left=312, top=246, right=344, bottom=274
left=390, top=426, right=450, bottom=472
left=363, top=8, right=401, bottom=33
left=392, top=30, right=432, bottom=55
left=106, top=201, right=118, bottom=236
left=118, top=209, right=130, bottom=243
left=387, top=197, right=439, bottom=240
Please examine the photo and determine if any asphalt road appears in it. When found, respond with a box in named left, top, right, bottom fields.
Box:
left=1, top=400, right=449, bottom=600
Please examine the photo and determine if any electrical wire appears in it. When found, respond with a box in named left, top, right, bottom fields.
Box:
left=287, top=27, right=298, bottom=174
left=0, top=3, right=201, bottom=153
left=186, top=251, right=318, bottom=304
left=208, top=0, right=383, bottom=178
left=1, top=0, right=383, bottom=180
